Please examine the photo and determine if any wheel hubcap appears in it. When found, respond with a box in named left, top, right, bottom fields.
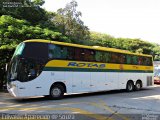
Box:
left=136, top=83, right=140, bottom=89
left=52, top=88, right=61, bottom=97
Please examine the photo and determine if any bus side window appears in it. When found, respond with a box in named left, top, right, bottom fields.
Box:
left=102, top=52, right=110, bottom=63
left=95, top=51, right=102, bottom=62
left=132, top=56, right=138, bottom=65
left=111, top=52, right=118, bottom=63
left=83, top=49, right=95, bottom=62
left=126, top=55, right=132, bottom=64
left=48, top=44, right=54, bottom=59
left=90, top=50, right=96, bottom=62
left=61, top=46, right=68, bottom=59
left=142, top=57, right=147, bottom=66
left=138, top=56, right=143, bottom=65
left=75, top=48, right=83, bottom=61
left=146, top=57, right=152, bottom=66
left=67, top=47, right=75, bottom=60
left=119, top=54, right=126, bottom=64
left=101, top=52, right=105, bottom=62
left=84, top=49, right=89, bottom=61
left=49, top=44, right=61, bottom=59
left=95, top=51, right=111, bottom=63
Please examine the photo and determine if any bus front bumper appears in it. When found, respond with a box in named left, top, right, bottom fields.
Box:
left=7, top=83, right=19, bottom=98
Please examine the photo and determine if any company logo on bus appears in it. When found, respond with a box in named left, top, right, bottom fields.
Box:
left=68, top=62, right=106, bottom=68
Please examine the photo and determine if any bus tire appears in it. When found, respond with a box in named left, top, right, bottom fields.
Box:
left=126, top=81, right=134, bottom=92
left=135, top=81, right=142, bottom=91
left=50, top=84, right=64, bottom=100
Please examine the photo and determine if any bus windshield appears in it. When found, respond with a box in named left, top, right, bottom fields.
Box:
left=13, top=43, right=25, bottom=57
left=7, top=42, right=48, bottom=83
left=7, top=43, right=25, bottom=82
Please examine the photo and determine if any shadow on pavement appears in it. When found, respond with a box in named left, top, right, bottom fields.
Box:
left=0, top=85, right=159, bottom=104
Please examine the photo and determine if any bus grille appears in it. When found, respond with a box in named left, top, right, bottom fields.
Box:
left=147, top=76, right=152, bottom=86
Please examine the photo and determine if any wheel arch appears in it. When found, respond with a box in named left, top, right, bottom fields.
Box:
left=136, top=79, right=142, bottom=87
left=126, top=80, right=134, bottom=85
left=50, top=82, right=67, bottom=93
left=126, top=80, right=134, bottom=90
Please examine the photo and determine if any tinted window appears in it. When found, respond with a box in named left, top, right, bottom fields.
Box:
left=140, top=57, right=152, bottom=66
left=95, top=51, right=102, bottom=62
left=138, top=56, right=143, bottom=65
left=118, top=54, right=126, bottom=64
left=78, top=48, right=95, bottom=61
left=146, top=57, right=152, bottom=66
left=95, top=51, right=126, bottom=64
left=126, top=55, right=132, bottom=64
left=16, top=57, right=47, bottom=82
left=100, top=52, right=107, bottom=62
left=84, top=49, right=95, bottom=61
left=49, top=44, right=69, bottom=60
left=47, top=44, right=153, bottom=66
left=149, top=57, right=153, bottom=65
left=125, top=54, right=152, bottom=66
left=103, top=52, right=111, bottom=63
left=48, top=45, right=96, bottom=62
left=23, top=42, right=48, bottom=59
left=61, top=47, right=68, bottom=59
left=49, top=44, right=61, bottom=59
left=110, top=52, right=119, bottom=63
left=75, top=48, right=83, bottom=61
left=67, top=47, right=75, bottom=60
left=132, top=56, right=138, bottom=65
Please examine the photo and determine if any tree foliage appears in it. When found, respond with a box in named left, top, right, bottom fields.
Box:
left=89, top=32, right=159, bottom=56
left=153, top=44, right=160, bottom=61
left=0, top=15, right=70, bottom=46
left=53, top=0, right=90, bottom=43
left=1, top=0, right=47, bottom=25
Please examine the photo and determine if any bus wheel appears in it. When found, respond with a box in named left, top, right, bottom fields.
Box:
left=135, top=81, right=142, bottom=91
left=50, top=84, right=64, bottom=100
left=126, top=81, right=134, bottom=92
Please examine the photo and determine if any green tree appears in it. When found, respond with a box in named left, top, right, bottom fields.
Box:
left=89, top=32, right=156, bottom=56
left=53, top=0, right=90, bottom=43
left=0, top=15, right=70, bottom=46
left=0, top=0, right=52, bottom=26
left=152, top=44, right=160, bottom=60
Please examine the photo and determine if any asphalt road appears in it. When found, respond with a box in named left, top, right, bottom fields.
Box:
left=1, top=85, right=160, bottom=120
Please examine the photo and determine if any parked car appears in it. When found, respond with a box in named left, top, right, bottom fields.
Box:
left=154, top=76, right=160, bottom=84
left=154, top=67, right=160, bottom=84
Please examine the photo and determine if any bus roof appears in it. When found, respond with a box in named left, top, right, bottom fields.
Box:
left=24, top=39, right=152, bottom=57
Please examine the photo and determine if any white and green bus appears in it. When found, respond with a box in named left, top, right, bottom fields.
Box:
left=7, top=39, right=153, bottom=99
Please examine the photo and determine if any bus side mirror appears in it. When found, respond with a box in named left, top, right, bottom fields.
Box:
left=5, top=63, right=8, bottom=72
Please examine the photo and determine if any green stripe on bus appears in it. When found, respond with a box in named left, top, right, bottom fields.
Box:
left=43, top=67, right=153, bottom=73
